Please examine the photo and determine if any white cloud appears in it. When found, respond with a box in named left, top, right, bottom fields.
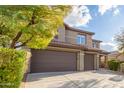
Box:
left=101, top=42, right=115, bottom=47
left=64, top=5, right=92, bottom=27
left=98, top=5, right=119, bottom=16
left=111, top=37, right=115, bottom=42
left=101, top=42, right=118, bottom=51
left=101, top=36, right=118, bottom=51
left=98, top=5, right=113, bottom=15
left=113, top=8, right=120, bottom=16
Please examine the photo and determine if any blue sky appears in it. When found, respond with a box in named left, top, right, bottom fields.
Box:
left=64, top=5, right=124, bottom=51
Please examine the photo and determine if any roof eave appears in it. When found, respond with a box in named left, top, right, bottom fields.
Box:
left=64, top=23, right=95, bottom=35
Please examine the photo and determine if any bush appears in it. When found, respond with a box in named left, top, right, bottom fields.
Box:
left=0, top=48, right=26, bottom=88
left=120, top=62, right=124, bottom=72
left=108, top=59, right=120, bottom=71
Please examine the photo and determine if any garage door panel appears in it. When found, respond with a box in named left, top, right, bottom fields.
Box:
left=84, top=53, right=94, bottom=71
left=32, top=64, right=76, bottom=67
left=31, top=65, right=76, bottom=72
left=31, top=49, right=77, bottom=73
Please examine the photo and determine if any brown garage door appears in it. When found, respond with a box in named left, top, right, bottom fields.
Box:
left=84, top=53, right=94, bottom=71
left=31, top=49, right=77, bottom=73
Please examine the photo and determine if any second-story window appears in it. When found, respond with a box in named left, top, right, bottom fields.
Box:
left=76, top=35, right=86, bottom=45
left=93, top=41, right=97, bottom=48
left=54, top=35, right=58, bottom=40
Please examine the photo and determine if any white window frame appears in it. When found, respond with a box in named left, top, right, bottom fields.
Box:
left=77, top=35, right=86, bottom=45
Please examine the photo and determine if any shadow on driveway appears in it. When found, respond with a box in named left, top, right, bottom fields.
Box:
left=109, top=75, right=124, bottom=82
left=92, top=69, right=123, bottom=75
left=25, top=69, right=124, bottom=88
left=58, top=79, right=105, bottom=88
left=26, top=71, right=80, bottom=82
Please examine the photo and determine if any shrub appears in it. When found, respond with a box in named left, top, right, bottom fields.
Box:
left=120, top=62, right=124, bottom=72
left=108, top=59, right=120, bottom=71
left=0, top=48, right=26, bottom=88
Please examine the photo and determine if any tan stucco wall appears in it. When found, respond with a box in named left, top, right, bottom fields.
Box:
left=77, top=52, right=80, bottom=71
left=65, top=30, right=78, bottom=44
left=97, top=42, right=100, bottom=49
left=65, top=30, right=93, bottom=48
left=117, top=55, right=124, bottom=61
left=93, top=54, right=97, bottom=69
left=57, top=27, right=96, bottom=49
left=108, top=53, right=124, bottom=61
left=86, top=34, right=93, bottom=48
left=93, top=53, right=100, bottom=70
left=93, top=41, right=100, bottom=49
left=77, top=51, right=84, bottom=71
left=96, top=54, right=100, bottom=69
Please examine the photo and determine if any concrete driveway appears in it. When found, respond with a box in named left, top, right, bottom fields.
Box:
left=25, top=69, right=124, bottom=88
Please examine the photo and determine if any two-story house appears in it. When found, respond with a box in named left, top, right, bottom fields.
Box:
left=30, top=23, right=109, bottom=73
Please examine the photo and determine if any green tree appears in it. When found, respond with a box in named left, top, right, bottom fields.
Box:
left=0, top=6, right=70, bottom=49
left=115, top=29, right=124, bottom=52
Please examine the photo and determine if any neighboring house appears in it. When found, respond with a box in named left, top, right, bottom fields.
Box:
left=30, top=23, right=109, bottom=73
left=108, top=51, right=124, bottom=61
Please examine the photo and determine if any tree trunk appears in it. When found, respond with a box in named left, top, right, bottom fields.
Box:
left=10, top=31, right=22, bottom=48
left=14, top=35, right=33, bottom=48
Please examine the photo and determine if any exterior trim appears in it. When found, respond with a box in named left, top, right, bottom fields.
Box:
left=64, top=23, right=95, bottom=35
left=50, top=40, right=105, bottom=53
left=92, top=39, right=102, bottom=43
left=50, top=40, right=86, bottom=50
left=48, top=46, right=80, bottom=52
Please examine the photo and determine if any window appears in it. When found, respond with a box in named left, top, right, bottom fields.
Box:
left=93, top=41, right=97, bottom=48
left=54, top=35, right=58, bottom=39
left=76, top=35, right=86, bottom=45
